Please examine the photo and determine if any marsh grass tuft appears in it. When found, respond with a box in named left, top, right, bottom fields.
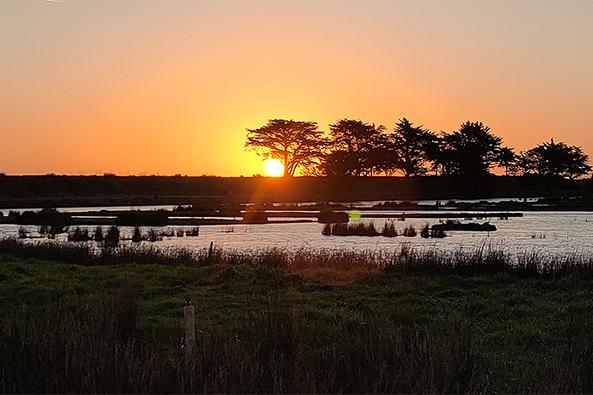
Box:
left=17, top=226, right=27, bottom=239
left=382, top=220, right=398, bottom=237
left=187, top=227, right=200, bottom=237
left=402, top=224, right=417, bottom=237
left=421, top=223, right=430, bottom=238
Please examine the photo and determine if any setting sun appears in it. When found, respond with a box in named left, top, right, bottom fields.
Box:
left=263, top=159, right=285, bottom=177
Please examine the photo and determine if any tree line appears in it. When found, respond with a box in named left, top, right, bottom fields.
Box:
left=245, top=118, right=591, bottom=179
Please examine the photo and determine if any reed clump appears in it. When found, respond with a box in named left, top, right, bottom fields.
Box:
left=169, top=227, right=199, bottom=237
left=421, top=223, right=447, bottom=238
left=93, top=227, right=104, bottom=242
left=187, top=227, right=200, bottom=237
left=402, top=224, right=417, bottom=237
left=17, top=226, right=27, bottom=239
left=131, top=226, right=143, bottom=243
left=421, top=223, right=430, bottom=238
left=432, top=220, right=496, bottom=232
left=104, top=225, right=120, bottom=248
left=382, top=221, right=398, bottom=237
left=322, top=221, right=421, bottom=238
left=147, top=229, right=161, bottom=242
left=323, top=222, right=379, bottom=236
left=68, top=227, right=91, bottom=242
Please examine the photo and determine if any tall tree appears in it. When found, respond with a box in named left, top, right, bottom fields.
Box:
left=245, top=119, right=327, bottom=177
left=441, top=121, right=507, bottom=176
left=388, top=118, right=434, bottom=177
left=326, top=119, right=388, bottom=175
left=497, top=147, right=518, bottom=176
left=521, top=139, right=591, bottom=179
left=424, top=133, right=455, bottom=176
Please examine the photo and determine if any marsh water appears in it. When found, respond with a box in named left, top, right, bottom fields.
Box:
left=2, top=200, right=593, bottom=256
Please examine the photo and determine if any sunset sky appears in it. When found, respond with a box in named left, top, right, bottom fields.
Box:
left=1, top=0, right=593, bottom=176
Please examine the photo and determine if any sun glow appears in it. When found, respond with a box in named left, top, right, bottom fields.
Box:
left=263, top=159, right=285, bottom=177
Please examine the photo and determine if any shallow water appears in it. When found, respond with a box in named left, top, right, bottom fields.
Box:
left=2, top=210, right=593, bottom=256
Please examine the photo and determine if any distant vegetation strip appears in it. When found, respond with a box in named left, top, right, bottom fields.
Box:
left=0, top=206, right=523, bottom=227
left=0, top=175, right=588, bottom=208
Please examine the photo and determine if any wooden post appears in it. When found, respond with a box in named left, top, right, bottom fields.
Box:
left=208, top=241, right=214, bottom=261
left=184, top=304, right=196, bottom=356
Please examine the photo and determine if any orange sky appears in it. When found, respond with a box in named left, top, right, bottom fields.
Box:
left=1, top=1, right=593, bottom=176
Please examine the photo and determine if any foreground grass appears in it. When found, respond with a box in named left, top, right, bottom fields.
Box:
left=2, top=245, right=593, bottom=392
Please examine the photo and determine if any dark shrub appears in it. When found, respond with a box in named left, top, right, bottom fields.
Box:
left=131, top=227, right=142, bottom=243
left=104, top=226, right=120, bottom=248
left=68, top=227, right=90, bottom=242
left=420, top=223, right=430, bottom=238
left=93, top=227, right=104, bottom=242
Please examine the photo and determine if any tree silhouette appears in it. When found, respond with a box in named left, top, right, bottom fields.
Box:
left=497, top=147, right=518, bottom=176
left=422, top=133, right=448, bottom=176
left=388, top=118, right=434, bottom=177
left=243, top=117, right=591, bottom=179
left=441, top=121, right=507, bottom=176
left=325, top=119, right=388, bottom=175
left=521, top=139, right=591, bottom=179
left=317, top=150, right=358, bottom=176
left=245, top=119, right=327, bottom=177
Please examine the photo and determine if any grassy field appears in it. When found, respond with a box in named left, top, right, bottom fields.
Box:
left=2, top=243, right=593, bottom=393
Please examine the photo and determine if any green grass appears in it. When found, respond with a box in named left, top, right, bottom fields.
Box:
left=2, top=251, right=593, bottom=392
